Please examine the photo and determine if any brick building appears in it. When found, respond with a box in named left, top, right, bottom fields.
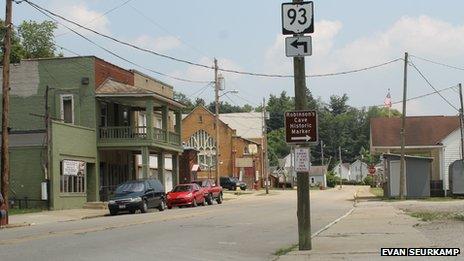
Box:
left=1, top=56, right=184, bottom=209
left=182, top=106, right=264, bottom=188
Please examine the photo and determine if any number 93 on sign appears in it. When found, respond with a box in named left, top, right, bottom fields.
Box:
left=281, top=1, right=314, bottom=35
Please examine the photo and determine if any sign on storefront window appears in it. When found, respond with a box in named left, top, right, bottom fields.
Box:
left=62, top=160, right=86, bottom=176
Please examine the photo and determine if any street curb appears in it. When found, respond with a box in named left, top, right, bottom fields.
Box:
left=311, top=207, right=356, bottom=239
left=1, top=222, right=32, bottom=229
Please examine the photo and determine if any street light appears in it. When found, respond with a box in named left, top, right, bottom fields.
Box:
left=219, top=89, right=239, bottom=98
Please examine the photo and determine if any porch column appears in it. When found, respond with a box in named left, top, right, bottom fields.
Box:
left=175, top=110, right=182, bottom=134
left=141, top=147, right=150, bottom=179
left=146, top=100, right=154, bottom=140
left=162, top=105, right=169, bottom=143
left=172, top=153, right=179, bottom=186
left=158, top=151, right=165, bottom=185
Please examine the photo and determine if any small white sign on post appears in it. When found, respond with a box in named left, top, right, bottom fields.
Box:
left=294, top=147, right=310, bottom=172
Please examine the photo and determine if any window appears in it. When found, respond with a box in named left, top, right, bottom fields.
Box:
left=60, top=160, right=86, bottom=193
left=186, top=130, right=217, bottom=169
left=60, top=95, right=74, bottom=124
left=310, top=177, right=315, bottom=184
left=198, top=116, right=203, bottom=123
left=122, top=108, right=129, bottom=126
left=100, top=102, right=108, bottom=127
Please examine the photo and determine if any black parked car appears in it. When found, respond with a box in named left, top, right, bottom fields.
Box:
left=220, top=177, right=247, bottom=191
left=108, top=179, right=166, bottom=215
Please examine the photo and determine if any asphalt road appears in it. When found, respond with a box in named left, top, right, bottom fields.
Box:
left=0, top=187, right=356, bottom=261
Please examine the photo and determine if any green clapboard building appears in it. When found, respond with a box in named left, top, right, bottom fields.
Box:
left=1, top=56, right=184, bottom=210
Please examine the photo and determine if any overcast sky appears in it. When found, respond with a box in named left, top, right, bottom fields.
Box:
left=5, top=0, right=464, bottom=116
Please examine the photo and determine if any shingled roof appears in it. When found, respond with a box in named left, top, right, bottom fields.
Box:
left=370, top=116, right=459, bottom=147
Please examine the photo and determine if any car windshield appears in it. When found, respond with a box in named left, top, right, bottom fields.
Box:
left=193, top=181, right=206, bottom=187
left=115, top=182, right=145, bottom=194
left=173, top=185, right=192, bottom=192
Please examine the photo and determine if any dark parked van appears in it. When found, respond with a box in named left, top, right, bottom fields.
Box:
left=108, top=179, right=166, bottom=215
left=220, top=177, right=247, bottom=191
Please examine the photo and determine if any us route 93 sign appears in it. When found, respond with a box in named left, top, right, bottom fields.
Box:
left=281, top=1, right=314, bottom=35
left=285, top=110, right=318, bottom=144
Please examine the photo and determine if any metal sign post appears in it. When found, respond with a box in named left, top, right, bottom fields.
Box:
left=282, top=0, right=315, bottom=251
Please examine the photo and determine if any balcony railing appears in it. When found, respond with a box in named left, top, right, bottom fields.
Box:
left=169, top=132, right=181, bottom=145
left=153, top=127, right=167, bottom=142
left=98, top=126, right=181, bottom=146
left=99, top=126, right=147, bottom=139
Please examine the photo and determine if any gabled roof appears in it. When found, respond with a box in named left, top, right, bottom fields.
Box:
left=370, top=116, right=459, bottom=147
left=220, top=112, right=263, bottom=139
left=96, top=78, right=185, bottom=108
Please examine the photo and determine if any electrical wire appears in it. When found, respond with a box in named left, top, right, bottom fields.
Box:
left=128, top=4, right=211, bottom=59
left=372, top=84, right=458, bottom=108
left=55, top=0, right=137, bottom=38
left=22, top=0, right=215, bottom=70
left=408, top=61, right=459, bottom=111
left=21, top=0, right=404, bottom=80
left=27, top=3, right=210, bottom=84
left=410, top=54, right=464, bottom=72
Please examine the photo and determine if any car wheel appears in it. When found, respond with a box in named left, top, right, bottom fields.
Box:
left=233, top=186, right=237, bottom=191
left=109, top=209, right=118, bottom=216
left=192, top=198, right=197, bottom=207
left=240, top=187, right=246, bottom=191
left=206, top=194, right=213, bottom=205
left=167, top=205, right=172, bottom=209
left=129, top=209, right=136, bottom=214
left=140, top=200, right=148, bottom=213
left=217, top=193, right=223, bottom=204
left=158, top=199, right=166, bottom=211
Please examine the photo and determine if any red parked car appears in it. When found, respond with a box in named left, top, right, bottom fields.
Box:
left=167, top=183, right=205, bottom=209
left=193, top=179, right=223, bottom=205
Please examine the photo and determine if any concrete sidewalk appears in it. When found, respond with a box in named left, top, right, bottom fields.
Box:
left=6, top=208, right=108, bottom=227
left=277, top=188, right=435, bottom=261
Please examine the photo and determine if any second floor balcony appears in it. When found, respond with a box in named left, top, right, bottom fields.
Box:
left=98, top=126, right=181, bottom=148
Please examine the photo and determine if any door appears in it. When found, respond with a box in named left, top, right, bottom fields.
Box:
left=144, top=181, right=155, bottom=207
left=389, top=160, right=406, bottom=197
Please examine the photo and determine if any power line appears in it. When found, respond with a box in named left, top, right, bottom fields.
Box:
left=22, top=0, right=214, bottom=70
left=21, top=1, right=403, bottom=80
left=410, top=54, right=464, bottom=72
left=55, top=0, right=137, bottom=38
left=128, top=4, right=210, bottom=59
left=372, top=84, right=458, bottom=108
left=26, top=3, right=209, bottom=84
left=409, top=61, right=459, bottom=111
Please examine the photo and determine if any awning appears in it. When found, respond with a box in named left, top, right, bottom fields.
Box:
left=191, top=164, right=200, bottom=172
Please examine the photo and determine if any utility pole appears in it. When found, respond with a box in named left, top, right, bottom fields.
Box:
left=320, top=140, right=324, bottom=165
left=458, top=83, right=464, bottom=160
left=262, top=98, right=269, bottom=194
left=214, top=58, right=220, bottom=187
left=399, top=52, right=408, bottom=200
left=338, top=146, right=343, bottom=189
left=292, top=0, right=311, bottom=251
left=1, top=0, right=13, bottom=224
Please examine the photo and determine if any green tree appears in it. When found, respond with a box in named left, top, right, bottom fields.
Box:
left=17, top=20, right=58, bottom=59
left=267, top=128, right=290, bottom=166
left=266, top=91, right=294, bottom=132
left=173, top=91, right=195, bottom=113
left=0, top=20, right=25, bottom=63
left=0, top=20, right=58, bottom=63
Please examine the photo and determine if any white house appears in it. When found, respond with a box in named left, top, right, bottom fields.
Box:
left=350, top=159, right=369, bottom=182
left=440, top=129, right=462, bottom=191
left=333, top=162, right=351, bottom=180
left=309, top=166, right=328, bottom=188
left=370, top=116, right=461, bottom=194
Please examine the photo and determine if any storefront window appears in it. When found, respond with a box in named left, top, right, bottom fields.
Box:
left=60, top=160, right=86, bottom=193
